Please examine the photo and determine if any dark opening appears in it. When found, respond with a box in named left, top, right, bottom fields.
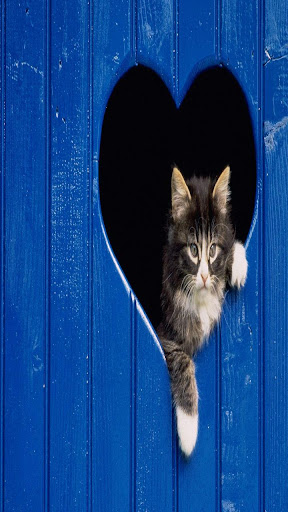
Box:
left=100, top=65, right=256, bottom=328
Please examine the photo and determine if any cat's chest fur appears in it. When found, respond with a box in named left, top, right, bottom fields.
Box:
left=193, top=291, right=222, bottom=338
left=173, top=288, right=223, bottom=352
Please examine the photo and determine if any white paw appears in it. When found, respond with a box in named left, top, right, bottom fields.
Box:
left=231, top=242, right=248, bottom=289
left=176, top=406, right=198, bottom=457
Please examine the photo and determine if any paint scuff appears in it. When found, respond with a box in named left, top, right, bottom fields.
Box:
left=222, top=500, right=238, bottom=512
left=264, top=116, right=288, bottom=151
left=264, top=48, right=288, bottom=66
left=21, top=61, right=44, bottom=76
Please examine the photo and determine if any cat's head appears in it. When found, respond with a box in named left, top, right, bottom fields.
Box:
left=165, top=166, right=234, bottom=300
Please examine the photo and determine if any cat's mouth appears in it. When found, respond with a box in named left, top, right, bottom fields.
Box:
left=197, top=282, right=213, bottom=295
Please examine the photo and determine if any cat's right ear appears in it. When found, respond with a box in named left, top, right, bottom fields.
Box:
left=171, top=167, right=191, bottom=221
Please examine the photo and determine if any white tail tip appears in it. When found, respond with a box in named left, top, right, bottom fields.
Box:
left=176, top=406, right=198, bottom=457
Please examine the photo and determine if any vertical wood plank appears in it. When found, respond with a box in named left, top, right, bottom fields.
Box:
left=92, top=163, right=133, bottom=511
left=134, top=3, right=175, bottom=510
left=92, top=1, right=134, bottom=509
left=44, top=0, right=50, bottom=508
left=178, top=334, right=218, bottom=512
left=4, top=0, right=46, bottom=509
left=264, top=0, right=288, bottom=508
left=93, top=0, right=133, bottom=160
left=135, top=302, right=173, bottom=512
left=0, top=0, right=5, bottom=508
left=177, top=3, right=218, bottom=512
left=178, top=0, right=215, bottom=101
left=220, top=1, right=262, bottom=510
left=49, top=0, right=90, bottom=509
left=136, top=0, right=174, bottom=93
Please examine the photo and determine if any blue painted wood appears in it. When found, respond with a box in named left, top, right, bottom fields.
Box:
left=49, top=0, right=91, bottom=509
left=178, top=0, right=215, bottom=100
left=264, top=0, right=288, bottom=509
left=3, top=1, right=46, bottom=509
left=0, top=0, right=5, bottom=508
left=178, top=334, right=219, bottom=512
left=220, top=2, right=262, bottom=511
left=1, top=0, right=287, bottom=510
left=93, top=0, right=133, bottom=161
left=136, top=0, right=174, bottom=93
left=92, top=1, right=134, bottom=508
left=177, top=5, right=219, bottom=511
left=92, top=172, right=134, bottom=511
left=135, top=303, right=173, bottom=511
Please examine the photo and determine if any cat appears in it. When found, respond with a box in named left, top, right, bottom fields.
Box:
left=157, top=165, right=248, bottom=457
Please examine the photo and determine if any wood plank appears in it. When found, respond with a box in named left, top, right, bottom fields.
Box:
left=92, top=1, right=134, bottom=508
left=178, top=0, right=215, bottom=102
left=177, top=3, right=218, bottom=511
left=4, top=0, right=46, bottom=509
left=92, top=162, right=133, bottom=511
left=135, top=301, right=173, bottom=512
left=178, top=333, right=219, bottom=512
left=220, top=1, right=262, bottom=510
left=136, top=0, right=174, bottom=94
left=0, top=0, right=5, bottom=507
left=49, top=0, right=90, bottom=509
left=264, top=0, right=288, bottom=508
left=93, top=0, right=133, bottom=160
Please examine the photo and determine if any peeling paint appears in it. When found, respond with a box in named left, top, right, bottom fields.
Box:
left=112, top=52, right=120, bottom=64
left=264, top=116, right=288, bottom=151
left=264, top=47, right=288, bottom=66
left=222, top=500, right=238, bottom=512
left=224, top=352, right=236, bottom=362
left=225, top=410, right=233, bottom=430
left=20, top=61, right=44, bottom=76
left=245, top=374, right=252, bottom=385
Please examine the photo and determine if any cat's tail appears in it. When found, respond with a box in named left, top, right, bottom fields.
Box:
left=160, top=337, right=198, bottom=457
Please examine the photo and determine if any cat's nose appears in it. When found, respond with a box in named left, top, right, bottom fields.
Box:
left=201, top=273, right=208, bottom=285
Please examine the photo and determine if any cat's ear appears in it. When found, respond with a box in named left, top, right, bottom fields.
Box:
left=171, top=167, right=191, bottom=220
left=212, top=166, right=231, bottom=214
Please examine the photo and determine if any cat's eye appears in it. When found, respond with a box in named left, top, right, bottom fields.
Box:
left=190, top=243, right=198, bottom=258
left=209, top=243, right=216, bottom=258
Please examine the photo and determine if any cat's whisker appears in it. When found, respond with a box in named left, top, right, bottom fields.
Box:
left=217, top=233, right=236, bottom=247
left=180, top=274, right=194, bottom=295
left=187, top=282, right=196, bottom=304
left=213, top=222, right=231, bottom=232
left=181, top=281, right=191, bottom=297
left=210, top=282, right=219, bottom=297
left=163, top=271, right=175, bottom=283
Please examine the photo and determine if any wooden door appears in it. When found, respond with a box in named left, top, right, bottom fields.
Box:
left=1, top=0, right=287, bottom=510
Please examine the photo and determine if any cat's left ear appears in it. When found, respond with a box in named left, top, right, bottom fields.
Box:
left=212, top=166, right=231, bottom=215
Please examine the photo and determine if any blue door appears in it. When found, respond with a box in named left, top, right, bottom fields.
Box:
left=1, top=0, right=287, bottom=510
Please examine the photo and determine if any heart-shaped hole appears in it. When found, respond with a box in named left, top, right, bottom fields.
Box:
left=100, top=65, right=256, bottom=328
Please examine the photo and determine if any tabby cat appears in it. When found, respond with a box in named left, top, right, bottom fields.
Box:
left=157, top=166, right=248, bottom=457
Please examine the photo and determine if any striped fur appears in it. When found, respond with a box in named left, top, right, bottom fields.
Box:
left=158, top=166, right=247, bottom=456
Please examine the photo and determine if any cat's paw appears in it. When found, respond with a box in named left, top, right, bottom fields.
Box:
left=176, top=406, right=198, bottom=457
left=231, top=242, right=248, bottom=289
